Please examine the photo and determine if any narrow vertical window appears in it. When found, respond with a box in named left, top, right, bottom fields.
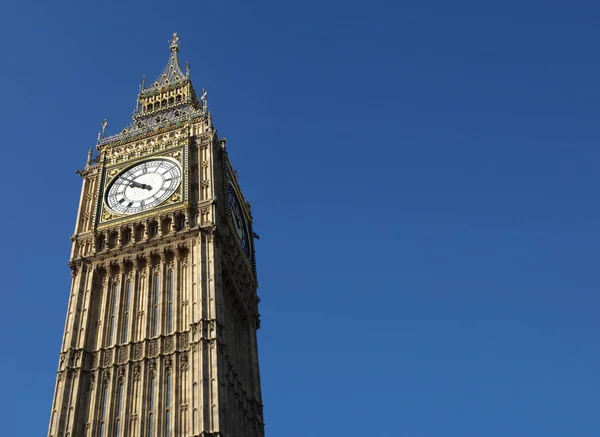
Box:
left=152, top=274, right=159, bottom=337
left=99, top=384, right=108, bottom=437
left=122, top=280, right=131, bottom=343
left=148, top=376, right=155, bottom=437
left=108, top=281, right=118, bottom=345
left=167, top=270, right=174, bottom=333
left=165, top=372, right=171, bottom=436
left=115, top=381, right=123, bottom=437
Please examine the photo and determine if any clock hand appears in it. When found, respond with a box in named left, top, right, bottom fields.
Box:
left=123, top=177, right=152, bottom=190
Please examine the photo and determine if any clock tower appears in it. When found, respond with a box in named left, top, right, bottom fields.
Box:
left=48, top=34, right=264, bottom=437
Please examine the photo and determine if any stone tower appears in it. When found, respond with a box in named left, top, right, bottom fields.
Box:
left=48, top=34, right=264, bottom=437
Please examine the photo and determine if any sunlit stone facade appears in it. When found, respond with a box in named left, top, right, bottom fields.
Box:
left=48, top=34, right=264, bottom=437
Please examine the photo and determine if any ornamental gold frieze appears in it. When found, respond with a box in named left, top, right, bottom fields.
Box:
left=102, top=133, right=187, bottom=166
left=98, top=120, right=195, bottom=150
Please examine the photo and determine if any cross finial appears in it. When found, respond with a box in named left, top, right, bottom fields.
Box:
left=140, top=74, right=146, bottom=92
left=170, top=32, right=180, bottom=53
left=97, top=119, right=108, bottom=144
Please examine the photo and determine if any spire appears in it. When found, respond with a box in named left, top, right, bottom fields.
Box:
left=97, top=33, right=206, bottom=147
left=147, top=32, right=186, bottom=90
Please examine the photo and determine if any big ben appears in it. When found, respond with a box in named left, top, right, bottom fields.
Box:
left=48, top=34, right=264, bottom=437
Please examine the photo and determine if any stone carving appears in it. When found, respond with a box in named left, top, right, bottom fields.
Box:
left=149, top=339, right=157, bottom=356
left=92, top=352, right=99, bottom=368
left=133, top=364, right=141, bottom=381
left=165, top=337, right=173, bottom=352
left=118, top=347, right=127, bottom=363
left=181, top=332, right=189, bottom=346
left=89, top=374, right=95, bottom=391
left=103, top=350, right=113, bottom=366
left=181, top=353, right=189, bottom=371
left=134, top=344, right=142, bottom=360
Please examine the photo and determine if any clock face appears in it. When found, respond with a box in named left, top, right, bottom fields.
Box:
left=105, top=158, right=182, bottom=214
left=228, top=183, right=251, bottom=259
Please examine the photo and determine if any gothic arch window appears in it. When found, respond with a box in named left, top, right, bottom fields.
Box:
left=147, top=103, right=153, bottom=111
left=161, top=217, right=172, bottom=235
left=152, top=273, right=160, bottom=337
left=167, top=270, right=174, bottom=333
left=175, top=214, right=185, bottom=231
left=165, top=371, right=172, bottom=436
left=162, top=99, right=167, bottom=107
left=149, top=221, right=158, bottom=237
left=135, top=224, right=145, bottom=241
left=108, top=231, right=118, bottom=248
left=122, top=280, right=132, bottom=343
left=96, top=234, right=106, bottom=251
left=108, top=281, right=119, bottom=346
left=168, top=96, right=174, bottom=105
left=148, top=376, right=155, bottom=437
left=99, top=384, right=109, bottom=437
left=176, top=94, right=182, bottom=103
left=115, top=380, right=124, bottom=437
left=122, top=228, right=132, bottom=245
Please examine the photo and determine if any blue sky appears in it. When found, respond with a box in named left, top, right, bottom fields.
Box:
left=1, top=0, right=599, bottom=435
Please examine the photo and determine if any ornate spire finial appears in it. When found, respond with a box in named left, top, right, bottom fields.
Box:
left=86, top=146, right=93, bottom=166
left=185, top=61, right=190, bottom=78
left=97, top=119, right=108, bottom=144
left=170, top=33, right=180, bottom=53
left=140, top=75, right=146, bottom=92
left=201, top=88, right=208, bottom=110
